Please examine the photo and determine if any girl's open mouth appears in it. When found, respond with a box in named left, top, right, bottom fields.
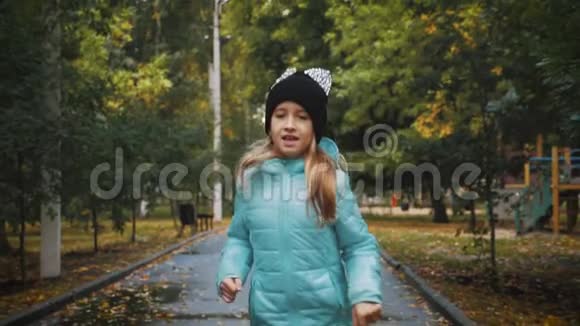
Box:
left=281, top=135, right=299, bottom=146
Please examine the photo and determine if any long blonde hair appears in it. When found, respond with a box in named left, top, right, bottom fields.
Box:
left=236, top=137, right=337, bottom=224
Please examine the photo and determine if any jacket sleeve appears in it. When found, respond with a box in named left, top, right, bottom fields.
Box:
left=215, top=188, right=253, bottom=295
left=335, top=171, right=383, bottom=306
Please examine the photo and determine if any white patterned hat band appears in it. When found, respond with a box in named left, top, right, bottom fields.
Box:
left=271, top=67, right=332, bottom=96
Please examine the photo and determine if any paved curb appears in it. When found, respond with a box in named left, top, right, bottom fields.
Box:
left=380, top=250, right=476, bottom=326
left=0, top=229, right=223, bottom=326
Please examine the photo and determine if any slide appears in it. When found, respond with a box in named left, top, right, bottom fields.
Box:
left=514, top=173, right=553, bottom=234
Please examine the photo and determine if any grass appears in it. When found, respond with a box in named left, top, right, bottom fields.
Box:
left=367, top=214, right=580, bottom=325
left=0, top=205, right=229, bottom=320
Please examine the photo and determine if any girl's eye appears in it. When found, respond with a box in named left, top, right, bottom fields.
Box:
left=299, top=115, right=309, bottom=120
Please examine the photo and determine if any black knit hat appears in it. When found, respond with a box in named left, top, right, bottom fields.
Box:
left=265, top=68, right=332, bottom=144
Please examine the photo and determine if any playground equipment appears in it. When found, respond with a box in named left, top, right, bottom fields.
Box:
left=505, top=136, right=580, bottom=235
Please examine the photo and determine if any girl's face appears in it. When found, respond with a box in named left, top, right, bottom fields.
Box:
left=270, top=101, right=314, bottom=158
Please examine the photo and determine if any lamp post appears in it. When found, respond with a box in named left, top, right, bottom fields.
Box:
left=210, top=0, right=229, bottom=222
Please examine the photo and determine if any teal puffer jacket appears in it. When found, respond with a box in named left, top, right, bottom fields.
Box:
left=216, top=137, right=383, bottom=325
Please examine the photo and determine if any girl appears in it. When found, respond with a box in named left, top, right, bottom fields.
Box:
left=216, top=68, right=383, bottom=326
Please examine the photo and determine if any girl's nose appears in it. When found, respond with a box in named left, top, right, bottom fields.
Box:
left=283, top=116, right=296, bottom=130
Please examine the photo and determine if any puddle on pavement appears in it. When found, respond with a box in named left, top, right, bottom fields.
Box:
left=149, top=282, right=183, bottom=304
left=46, top=282, right=184, bottom=325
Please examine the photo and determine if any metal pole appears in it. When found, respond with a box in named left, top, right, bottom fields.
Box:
left=212, top=0, right=223, bottom=222
left=552, top=146, right=559, bottom=235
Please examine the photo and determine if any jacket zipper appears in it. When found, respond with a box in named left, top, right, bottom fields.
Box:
left=279, top=174, right=292, bottom=321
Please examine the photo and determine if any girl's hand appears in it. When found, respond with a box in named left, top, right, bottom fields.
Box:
left=219, top=277, right=242, bottom=303
left=352, top=302, right=382, bottom=326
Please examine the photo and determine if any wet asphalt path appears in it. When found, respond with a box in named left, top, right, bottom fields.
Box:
left=35, top=232, right=443, bottom=325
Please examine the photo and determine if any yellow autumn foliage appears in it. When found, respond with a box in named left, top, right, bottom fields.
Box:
left=105, top=54, right=173, bottom=112
left=458, top=4, right=488, bottom=48
left=491, top=66, right=503, bottom=76
left=425, top=23, right=437, bottom=34
left=449, top=43, right=461, bottom=56
left=414, top=91, right=455, bottom=138
left=109, top=10, right=134, bottom=48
